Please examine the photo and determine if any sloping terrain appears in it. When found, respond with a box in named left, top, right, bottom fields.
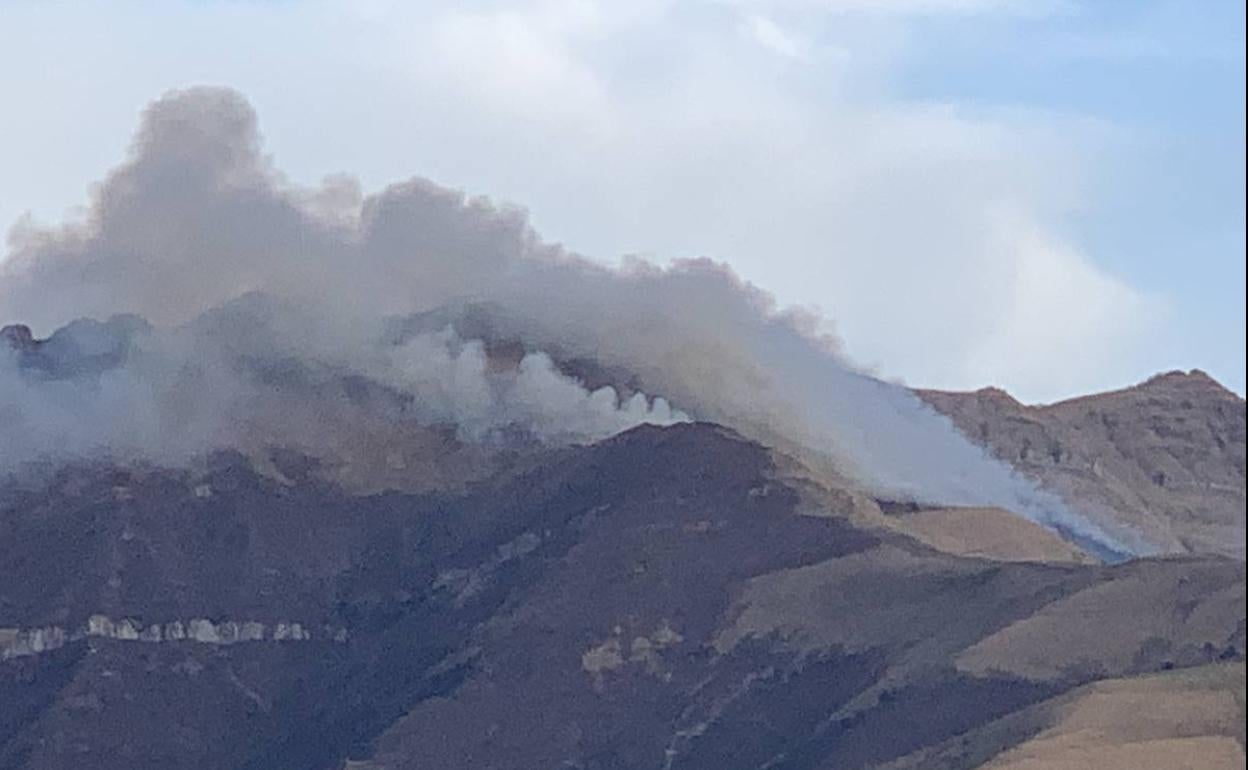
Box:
left=2, top=423, right=1242, bottom=770
left=885, top=663, right=1245, bottom=770
left=981, top=662, right=1245, bottom=770
left=918, top=371, right=1246, bottom=559
left=878, top=506, right=1096, bottom=565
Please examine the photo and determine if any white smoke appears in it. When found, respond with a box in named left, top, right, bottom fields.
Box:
left=376, top=326, right=686, bottom=444
left=0, top=305, right=686, bottom=467
left=0, top=87, right=1142, bottom=555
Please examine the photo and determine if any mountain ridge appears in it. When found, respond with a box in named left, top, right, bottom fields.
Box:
left=917, top=368, right=1246, bottom=560
left=3, top=319, right=1245, bottom=769
left=1, top=420, right=1243, bottom=769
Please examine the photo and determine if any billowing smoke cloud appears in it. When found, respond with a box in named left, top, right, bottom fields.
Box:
left=0, top=88, right=1145, bottom=555
left=0, top=299, right=686, bottom=474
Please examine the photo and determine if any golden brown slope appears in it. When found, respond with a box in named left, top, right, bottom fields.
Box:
left=883, top=663, right=1245, bottom=770
left=982, top=662, right=1245, bottom=770
left=884, top=506, right=1097, bottom=565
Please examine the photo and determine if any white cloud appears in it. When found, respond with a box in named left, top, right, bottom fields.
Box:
left=709, top=0, right=1071, bottom=17
left=419, top=2, right=615, bottom=135
left=964, top=208, right=1167, bottom=401
left=739, top=14, right=807, bottom=58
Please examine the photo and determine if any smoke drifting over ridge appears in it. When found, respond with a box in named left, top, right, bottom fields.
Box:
left=0, top=88, right=1143, bottom=555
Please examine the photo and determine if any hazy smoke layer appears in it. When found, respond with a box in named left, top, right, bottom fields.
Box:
left=0, top=88, right=1142, bottom=555
left=0, top=300, right=686, bottom=466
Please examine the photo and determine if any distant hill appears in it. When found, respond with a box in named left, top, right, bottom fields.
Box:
left=918, top=370, right=1246, bottom=560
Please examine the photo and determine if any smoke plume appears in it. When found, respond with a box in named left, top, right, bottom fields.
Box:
left=0, top=87, right=1144, bottom=555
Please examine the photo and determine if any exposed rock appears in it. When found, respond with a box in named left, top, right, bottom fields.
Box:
left=0, top=616, right=342, bottom=661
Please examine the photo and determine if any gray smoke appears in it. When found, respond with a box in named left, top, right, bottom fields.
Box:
left=0, top=87, right=1145, bottom=555
left=0, top=296, right=687, bottom=472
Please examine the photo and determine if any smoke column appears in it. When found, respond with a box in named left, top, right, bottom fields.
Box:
left=0, top=87, right=1145, bottom=556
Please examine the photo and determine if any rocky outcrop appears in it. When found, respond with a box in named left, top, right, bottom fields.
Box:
left=0, top=616, right=343, bottom=660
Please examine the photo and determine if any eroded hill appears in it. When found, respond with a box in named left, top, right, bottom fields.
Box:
left=918, top=371, right=1246, bottom=559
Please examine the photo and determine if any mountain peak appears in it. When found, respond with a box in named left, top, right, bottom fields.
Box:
left=973, top=385, right=1023, bottom=405
left=1138, top=368, right=1239, bottom=399
left=0, top=323, right=37, bottom=352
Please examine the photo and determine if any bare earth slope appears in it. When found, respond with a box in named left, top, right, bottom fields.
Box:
left=918, top=370, right=1246, bottom=559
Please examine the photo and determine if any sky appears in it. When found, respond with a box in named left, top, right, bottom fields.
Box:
left=0, top=0, right=1243, bottom=402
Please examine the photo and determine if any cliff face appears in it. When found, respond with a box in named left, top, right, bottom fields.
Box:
left=1, top=423, right=1243, bottom=770
left=918, top=371, right=1247, bottom=559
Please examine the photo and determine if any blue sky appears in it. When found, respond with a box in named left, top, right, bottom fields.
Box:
left=0, top=0, right=1243, bottom=401
left=894, top=0, right=1246, bottom=395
